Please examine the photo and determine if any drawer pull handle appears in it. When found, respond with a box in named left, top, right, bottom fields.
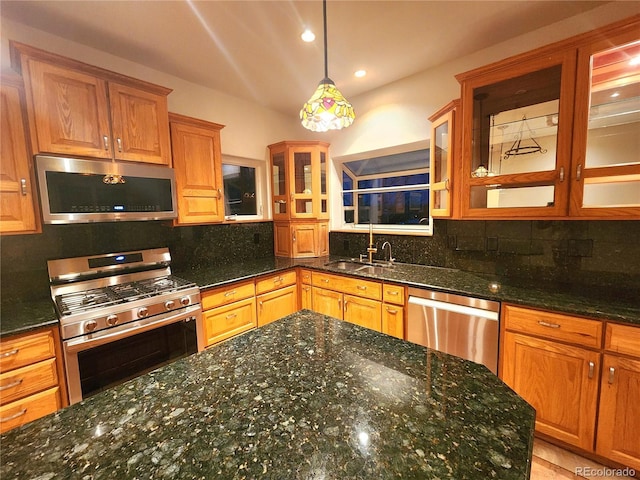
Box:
left=0, top=409, right=27, bottom=423
left=357, top=285, right=367, bottom=291
left=226, top=313, right=238, bottom=320
left=0, top=378, right=23, bottom=391
left=321, top=279, right=329, bottom=283
left=386, top=308, right=398, bottom=314
left=103, top=135, right=109, bottom=150
left=588, top=361, right=595, bottom=379
left=386, top=291, right=399, bottom=296
left=608, top=367, right=615, bottom=384
left=223, top=290, right=237, bottom=297
left=20, top=178, right=28, bottom=196
left=116, top=137, right=123, bottom=152
left=537, top=320, right=560, bottom=329
left=1, top=349, right=19, bottom=358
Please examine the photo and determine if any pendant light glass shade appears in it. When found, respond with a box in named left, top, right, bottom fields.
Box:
left=300, top=0, right=355, bottom=132
left=300, top=77, right=355, bottom=132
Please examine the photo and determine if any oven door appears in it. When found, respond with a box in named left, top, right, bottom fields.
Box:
left=63, top=305, right=201, bottom=404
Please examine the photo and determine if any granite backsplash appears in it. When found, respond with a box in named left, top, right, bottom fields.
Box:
left=1, top=219, right=638, bottom=302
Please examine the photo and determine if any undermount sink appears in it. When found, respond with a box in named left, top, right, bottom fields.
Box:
left=324, top=259, right=392, bottom=275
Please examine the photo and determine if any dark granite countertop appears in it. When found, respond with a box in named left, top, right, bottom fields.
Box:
left=0, top=312, right=535, bottom=479
left=2, top=256, right=638, bottom=338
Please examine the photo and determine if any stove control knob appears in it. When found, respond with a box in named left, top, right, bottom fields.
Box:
left=85, top=320, right=98, bottom=332
left=106, top=314, right=118, bottom=326
left=138, top=307, right=149, bottom=318
left=165, top=300, right=176, bottom=310
left=180, top=296, right=191, bottom=306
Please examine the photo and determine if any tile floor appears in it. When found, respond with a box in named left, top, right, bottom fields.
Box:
left=531, top=439, right=638, bottom=479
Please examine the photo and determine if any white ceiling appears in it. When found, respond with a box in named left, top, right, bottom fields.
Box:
left=0, top=1, right=613, bottom=117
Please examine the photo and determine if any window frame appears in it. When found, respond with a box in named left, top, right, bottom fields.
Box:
left=221, top=154, right=267, bottom=222
left=330, top=142, right=433, bottom=236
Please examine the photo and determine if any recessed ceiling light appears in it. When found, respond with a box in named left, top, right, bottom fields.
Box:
left=354, top=69, right=367, bottom=78
left=301, top=29, right=315, bottom=43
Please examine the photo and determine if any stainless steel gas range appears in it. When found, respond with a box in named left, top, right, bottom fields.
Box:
left=47, top=248, right=203, bottom=404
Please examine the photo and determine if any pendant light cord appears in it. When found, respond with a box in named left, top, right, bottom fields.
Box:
left=323, top=0, right=328, bottom=80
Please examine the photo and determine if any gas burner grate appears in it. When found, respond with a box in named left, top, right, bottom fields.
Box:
left=55, top=275, right=196, bottom=315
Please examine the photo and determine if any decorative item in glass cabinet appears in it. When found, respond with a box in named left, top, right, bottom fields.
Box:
left=300, top=0, right=355, bottom=132
left=502, top=115, right=548, bottom=159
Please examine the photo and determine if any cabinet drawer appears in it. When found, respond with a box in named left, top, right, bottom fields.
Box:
left=203, top=297, right=257, bottom=346
left=312, top=272, right=382, bottom=301
left=605, top=323, right=640, bottom=357
left=503, top=305, right=602, bottom=349
left=202, top=281, right=255, bottom=310
left=0, top=358, right=58, bottom=405
left=255, top=270, right=297, bottom=295
left=0, top=387, right=60, bottom=434
left=299, top=269, right=312, bottom=285
left=383, top=283, right=405, bottom=305
left=0, top=330, right=56, bottom=373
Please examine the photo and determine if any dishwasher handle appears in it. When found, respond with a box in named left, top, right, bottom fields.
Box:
left=408, top=296, right=499, bottom=321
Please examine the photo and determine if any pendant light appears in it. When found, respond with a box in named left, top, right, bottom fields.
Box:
left=300, top=0, right=355, bottom=132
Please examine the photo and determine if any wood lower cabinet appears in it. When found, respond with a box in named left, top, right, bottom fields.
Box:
left=596, top=323, right=640, bottom=470
left=501, top=304, right=640, bottom=470
left=0, top=75, right=39, bottom=235
left=299, top=269, right=313, bottom=310
left=202, top=280, right=256, bottom=346
left=382, top=283, right=406, bottom=339
left=169, top=113, right=225, bottom=225
left=256, top=271, right=298, bottom=327
left=311, top=271, right=382, bottom=333
left=11, top=41, right=172, bottom=165
left=0, top=327, right=66, bottom=433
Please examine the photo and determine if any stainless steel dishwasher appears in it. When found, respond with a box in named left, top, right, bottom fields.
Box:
left=407, top=288, right=500, bottom=374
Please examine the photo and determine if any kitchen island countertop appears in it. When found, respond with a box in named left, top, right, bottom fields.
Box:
left=0, top=311, right=535, bottom=479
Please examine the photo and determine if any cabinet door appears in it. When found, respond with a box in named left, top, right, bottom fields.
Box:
left=429, top=101, right=458, bottom=218
left=109, top=83, right=171, bottom=165
left=170, top=117, right=224, bottom=224
left=596, top=354, right=640, bottom=470
left=458, top=50, right=576, bottom=218
left=502, top=331, right=599, bottom=450
left=273, top=222, right=292, bottom=257
left=344, top=295, right=381, bottom=332
left=0, top=79, right=38, bottom=234
left=569, top=26, right=640, bottom=218
left=300, top=284, right=312, bottom=310
left=382, top=303, right=404, bottom=339
left=292, top=223, right=317, bottom=257
left=257, top=285, right=298, bottom=327
left=24, top=59, right=111, bottom=158
left=312, top=287, right=343, bottom=319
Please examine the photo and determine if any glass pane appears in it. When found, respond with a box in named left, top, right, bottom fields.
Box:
left=357, top=190, right=429, bottom=225
left=583, top=179, right=640, bottom=207
left=470, top=185, right=555, bottom=209
left=433, top=122, right=449, bottom=182
left=272, top=153, right=285, bottom=196
left=432, top=189, right=448, bottom=211
left=274, top=200, right=287, bottom=214
left=294, top=152, right=312, bottom=194
left=320, top=151, right=327, bottom=195
left=586, top=41, right=640, bottom=169
left=222, top=164, right=257, bottom=215
left=321, top=199, right=327, bottom=214
left=472, top=65, right=562, bottom=176
left=358, top=173, right=428, bottom=189
left=342, top=172, right=353, bottom=206
left=295, top=199, right=313, bottom=214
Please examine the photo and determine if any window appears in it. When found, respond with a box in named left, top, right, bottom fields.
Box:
left=222, top=155, right=266, bottom=221
left=334, top=146, right=432, bottom=235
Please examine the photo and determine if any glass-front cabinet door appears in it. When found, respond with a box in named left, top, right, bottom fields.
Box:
left=429, top=100, right=459, bottom=218
left=570, top=29, right=640, bottom=218
left=271, top=149, right=288, bottom=220
left=457, top=50, right=576, bottom=218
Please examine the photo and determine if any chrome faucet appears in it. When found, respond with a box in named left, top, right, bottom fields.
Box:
left=381, top=241, right=395, bottom=264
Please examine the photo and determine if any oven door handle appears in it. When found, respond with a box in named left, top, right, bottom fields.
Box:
left=63, top=306, right=201, bottom=354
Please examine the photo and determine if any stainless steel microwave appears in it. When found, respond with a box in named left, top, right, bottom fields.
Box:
left=35, top=155, right=178, bottom=224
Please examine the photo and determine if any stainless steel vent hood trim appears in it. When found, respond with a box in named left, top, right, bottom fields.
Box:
left=35, top=155, right=178, bottom=224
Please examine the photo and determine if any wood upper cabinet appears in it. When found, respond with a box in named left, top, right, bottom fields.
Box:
left=269, top=141, right=330, bottom=258
left=169, top=113, right=225, bottom=225
left=429, top=100, right=460, bottom=218
left=455, top=15, right=639, bottom=220
left=10, top=41, right=172, bottom=165
left=0, top=75, right=39, bottom=234
left=569, top=23, right=640, bottom=218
